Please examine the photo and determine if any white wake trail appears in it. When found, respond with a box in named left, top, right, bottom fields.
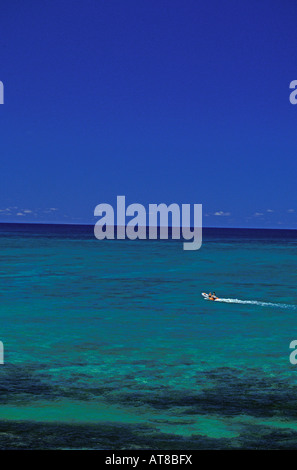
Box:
left=216, top=298, right=295, bottom=309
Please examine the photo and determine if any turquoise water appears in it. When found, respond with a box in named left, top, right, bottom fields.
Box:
left=1, top=224, right=297, bottom=449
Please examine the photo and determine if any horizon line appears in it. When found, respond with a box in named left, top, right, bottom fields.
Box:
left=0, top=221, right=297, bottom=232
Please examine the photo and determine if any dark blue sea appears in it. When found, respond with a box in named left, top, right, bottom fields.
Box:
left=1, top=223, right=297, bottom=449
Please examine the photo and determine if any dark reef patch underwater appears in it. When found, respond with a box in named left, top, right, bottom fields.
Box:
left=2, top=419, right=297, bottom=450
left=1, top=365, right=297, bottom=449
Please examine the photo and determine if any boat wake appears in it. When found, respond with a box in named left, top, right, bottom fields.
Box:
left=215, top=297, right=296, bottom=309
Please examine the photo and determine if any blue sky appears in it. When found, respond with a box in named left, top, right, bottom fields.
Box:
left=1, top=0, right=297, bottom=228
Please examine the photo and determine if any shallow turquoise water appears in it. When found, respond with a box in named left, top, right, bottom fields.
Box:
left=1, top=224, right=297, bottom=449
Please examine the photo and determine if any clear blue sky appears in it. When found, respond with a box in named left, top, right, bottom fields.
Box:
left=1, top=0, right=297, bottom=228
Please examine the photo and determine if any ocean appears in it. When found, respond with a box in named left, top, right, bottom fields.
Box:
left=1, top=223, right=297, bottom=449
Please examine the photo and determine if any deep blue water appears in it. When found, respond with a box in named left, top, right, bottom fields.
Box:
left=1, top=223, right=297, bottom=449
